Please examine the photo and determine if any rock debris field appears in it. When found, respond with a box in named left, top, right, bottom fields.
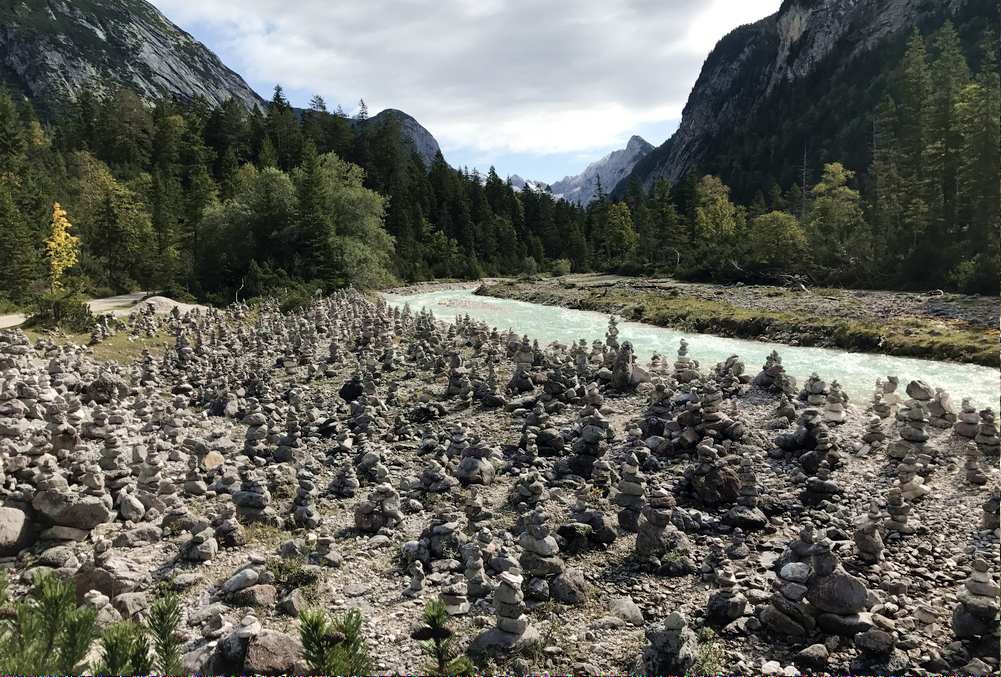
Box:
left=0, top=290, right=997, bottom=674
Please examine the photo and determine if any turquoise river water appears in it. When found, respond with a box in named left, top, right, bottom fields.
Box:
left=383, top=287, right=1000, bottom=410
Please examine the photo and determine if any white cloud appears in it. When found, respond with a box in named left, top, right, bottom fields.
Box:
left=152, top=0, right=780, bottom=159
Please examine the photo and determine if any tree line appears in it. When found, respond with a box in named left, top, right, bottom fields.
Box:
left=0, top=20, right=996, bottom=314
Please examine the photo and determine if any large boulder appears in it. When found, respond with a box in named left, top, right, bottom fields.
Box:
left=32, top=491, right=112, bottom=530
left=243, top=630, right=304, bottom=674
left=0, top=506, right=33, bottom=555
left=807, top=572, right=868, bottom=615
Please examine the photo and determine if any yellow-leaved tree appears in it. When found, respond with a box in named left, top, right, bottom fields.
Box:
left=45, top=202, right=79, bottom=292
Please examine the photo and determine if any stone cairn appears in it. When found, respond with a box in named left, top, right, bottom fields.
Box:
left=329, top=460, right=360, bottom=498
left=672, top=340, right=699, bottom=383
left=853, top=501, right=885, bottom=564
left=682, top=437, right=740, bottom=508
left=461, top=542, right=494, bottom=600
left=975, top=408, right=1000, bottom=456
left=635, top=486, right=693, bottom=575
left=753, top=349, right=796, bottom=394
left=639, top=611, right=698, bottom=676
left=927, top=387, right=957, bottom=428
left=566, top=384, right=612, bottom=478
left=706, top=564, right=747, bottom=626
left=983, top=485, right=1000, bottom=534
left=518, top=508, right=564, bottom=601
left=951, top=557, right=999, bottom=640
left=470, top=564, right=539, bottom=654
left=725, top=455, right=768, bottom=530
left=614, top=452, right=646, bottom=532
left=353, top=483, right=403, bottom=533
left=439, top=575, right=470, bottom=616
left=822, top=381, right=848, bottom=425
left=884, top=487, right=916, bottom=535
left=510, top=471, right=548, bottom=512
left=887, top=399, right=929, bottom=461
left=871, top=377, right=900, bottom=419
left=456, top=436, right=497, bottom=486
left=895, top=452, right=930, bottom=501
left=953, top=398, right=980, bottom=438
left=861, top=416, right=887, bottom=453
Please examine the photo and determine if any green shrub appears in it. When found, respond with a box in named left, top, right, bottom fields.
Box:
left=26, top=290, right=94, bottom=332
left=550, top=258, right=572, bottom=276
left=268, top=557, right=318, bottom=589
left=412, top=599, right=474, bottom=676
left=0, top=571, right=98, bottom=674
left=146, top=593, right=182, bottom=675
left=299, top=607, right=371, bottom=675
left=97, top=621, right=151, bottom=675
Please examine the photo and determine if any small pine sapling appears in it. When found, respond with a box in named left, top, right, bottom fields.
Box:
left=411, top=598, right=473, bottom=676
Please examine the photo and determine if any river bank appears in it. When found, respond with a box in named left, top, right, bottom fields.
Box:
left=476, top=275, right=1000, bottom=367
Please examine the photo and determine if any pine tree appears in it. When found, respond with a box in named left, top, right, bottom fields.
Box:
left=0, top=184, right=39, bottom=299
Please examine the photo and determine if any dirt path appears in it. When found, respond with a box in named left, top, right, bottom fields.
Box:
left=0, top=291, right=205, bottom=329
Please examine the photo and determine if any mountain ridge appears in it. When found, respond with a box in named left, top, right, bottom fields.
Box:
left=616, top=0, right=988, bottom=198
left=0, top=0, right=262, bottom=112
left=550, top=134, right=653, bottom=206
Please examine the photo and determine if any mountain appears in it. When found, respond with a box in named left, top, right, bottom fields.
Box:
left=618, top=0, right=994, bottom=200
left=0, top=0, right=262, bottom=112
left=508, top=174, right=550, bottom=193
left=551, top=135, right=653, bottom=205
left=364, top=108, right=443, bottom=167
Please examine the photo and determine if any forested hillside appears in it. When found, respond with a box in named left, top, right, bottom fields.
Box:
left=0, top=18, right=996, bottom=320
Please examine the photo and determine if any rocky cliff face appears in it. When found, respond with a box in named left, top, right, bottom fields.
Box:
left=551, top=135, right=653, bottom=206
left=0, top=0, right=262, bottom=112
left=365, top=108, right=443, bottom=167
left=622, top=0, right=971, bottom=194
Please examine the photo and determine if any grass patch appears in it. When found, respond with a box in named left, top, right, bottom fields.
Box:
left=22, top=328, right=170, bottom=364
left=689, top=627, right=723, bottom=676
left=243, top=524, right=284, bottom=547
left=267, top=557, right=318, bottom=589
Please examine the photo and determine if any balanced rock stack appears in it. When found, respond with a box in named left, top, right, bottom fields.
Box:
left=927, top=387, right=956, bottom=428
left=518, top=508, right=564, bottom=599
left=706, top=564, right=747, bottom=626
left=861, top=416, right=887, bottom=452
left=353, top=483, right=403, bottom=533
left=953, top=398, right=980, bottom=438
left=682, top=438, right=740, bottom=507
left=895, top=452, right=930, bottom=501
left=614, top=452, right=646, bottom=531
left=760, top=560, right=816, bottom=639
left=951, top=558, right=999, bottom=639
left=822, top=381, right=848, bottom=425
left=567, top=385, right=611, bottom=478
left=510, top=471, right=548, bottom=512
left=725, top=456, right=768, bottom=530
left=470, top=565, right=539, bottom=654
left=975, top=408, right=1000, bottom=456
left=232, top=468, right=275, bottom=524
left=853, top=502, right=885, bottom=564
left=439, top=575, right=470, bottom=616
left=884, top=487, right=916, bottom=535
left=983, top=486, right=1000, bottom=533
left=635, top=486, right=693, bottom=574
left=672, top=340, right=699, bottom=383
left=639, top=611, right=698, bottom=675
left=887, top=400, right=930, bottom=461
left=456, top=437, right=498, bottom=486
left=800, top=373, right=829, bottom=407
left=462, top=542, right=494, bottom=600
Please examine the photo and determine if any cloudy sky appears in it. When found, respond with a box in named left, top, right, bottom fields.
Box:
left=152, top=0, right=780, bottom=183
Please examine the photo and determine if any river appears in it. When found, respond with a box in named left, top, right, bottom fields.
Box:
left=383, top=287, right=1001, bottom=410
